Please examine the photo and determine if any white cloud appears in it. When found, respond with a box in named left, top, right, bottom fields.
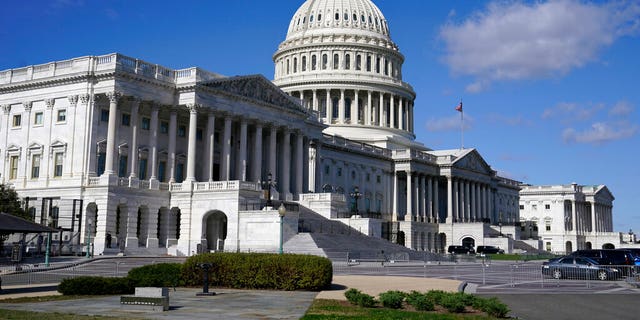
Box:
left=562, top=121, right=638, bottom=144
left=425, top=114, right=474, bottom=132
left=542, top=102, right=603, bottom=121
left=488, top=113, right=531, bottom=127
left=440, top=0, right=640, bottom=92
left=609, top=100, right=635, bottom=116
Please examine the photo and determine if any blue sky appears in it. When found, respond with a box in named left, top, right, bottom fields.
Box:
left=1, top=0, right=639, bottom=234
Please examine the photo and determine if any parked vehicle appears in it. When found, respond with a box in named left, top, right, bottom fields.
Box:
left=569, top=249, right=635, bottom=276
left=448, top=245, right=475, bottom=254
left=476, top=245, right=504, bottom=254
left=619, top=248, right=640, bottom=266
left=542, top=256, right=620, bottom=280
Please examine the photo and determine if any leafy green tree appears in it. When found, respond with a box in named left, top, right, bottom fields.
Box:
left=0, top=183, right=30, bottom=220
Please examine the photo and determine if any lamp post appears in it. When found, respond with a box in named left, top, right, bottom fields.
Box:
left=349, top=186, right=362, bottom=216
left=85, top=218, right=93, bottom=258
left=529, top=224, right=533, bottom=239
left=499, top=222, right=503, bottom=237
left=44, top=215, right=53, bottom=267
left=278, top=203, right=286, bottom=254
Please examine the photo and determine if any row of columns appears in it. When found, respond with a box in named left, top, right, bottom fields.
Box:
left=592, top=202, right=613, bottom=233
left=391, top=171, right=440, bottom=223
left=568, top=201, right=613, bottom=234
left=100, top=92, right=310, bottom=197
left=448, top=178, right=492, bottom=223
left=291, top=89, right=414, bottom=133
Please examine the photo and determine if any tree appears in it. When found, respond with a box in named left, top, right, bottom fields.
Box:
left=0, top=183, right=30, bottom=221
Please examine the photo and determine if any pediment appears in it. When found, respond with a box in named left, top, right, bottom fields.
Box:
left=201, top=75, right=304, bottom=113
left=595, top=185, right=615, bottom=202
left=452, top=149, right=493, bottom=175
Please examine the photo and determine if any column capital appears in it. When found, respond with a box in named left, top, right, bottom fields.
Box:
left=186, top=103, right=201, bottom=113
left=79, top=94, right=93, bottom=105
left=1, top=104, right=10, bottom=115
left=67, top=95, right=78, bottom=107
left=44, top=98, right=55, bottom=109
left=105, top=91, right=122, bottom=103
left=22, top=101, right=33, bottom=112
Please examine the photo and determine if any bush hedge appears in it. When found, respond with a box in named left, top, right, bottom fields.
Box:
left=378, top=290, right=405, bottom=309
left=344, top=288, right=377, bottom=308
left=405, top=291, right=435, bottom=311
left=127, top=263, right=183, bottom=287
left=58, top=276, right=133, bottom=295
left=181, top=252, right=332, bottom=291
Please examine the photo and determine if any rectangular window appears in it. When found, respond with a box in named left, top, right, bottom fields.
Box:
left=366, top=173, right=370, bottom=182
left=100, top=109, right=109, bottom=122
left=118, top=155, right=128, bottom=177
left=545, top=204, right=550, bottom=210
left=34, top=112, right=43, bottom=125
left=176, top=163, right=184, bottom=182
left=54, top=153, right=63, bottom=177
left=519, top=205, right=524, bottom=210
left=97, top=152, right=106, bottom=176
left=138, top=158, right=148, bottom=180
left=9, top=156, right=19, bottom=179
left=141, top=117, right=150, bottom=130
left=196, top=128, right=203, bottom=141
left=546, top=225, right=551, bottom=231
left=158, top=161, right=166, bottom=182
left=31, top=154, right=41, bottom=179
left=160, top=121, right=169, bottom=134
left=178, top=125, right=186, bottom=137
left=546, top=242, right=552, bottom=252
left=376, top=175, right=381, bottom=183
left=57, top=109, right=66, bottom=122
left=121, top=113, right=130, bottom=126
left=13, top=114, right=21, bottom=127
left=337, top=168, right=342, bottom=177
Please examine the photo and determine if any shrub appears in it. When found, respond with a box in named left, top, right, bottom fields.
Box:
left=344, top=288, right=377, bottom=308
left=405, top=291, right=435, bottom=311
left=440, top=294, right=466, bottom=313
left=181, top=252, right=332, bottom=291
left=474, top=297, right=510, bottom=318
left=424, top=290, right=448, bottom=305
left=127, top=263, right=182, bottom=288
left=453, top=292, right=477, bottom=306
left=58, top=276, right=133, bottom=295
left=378, top=290, right=405, bottom=309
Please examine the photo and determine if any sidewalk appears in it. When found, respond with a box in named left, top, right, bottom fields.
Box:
left=0, top=276, right=463, bottom=319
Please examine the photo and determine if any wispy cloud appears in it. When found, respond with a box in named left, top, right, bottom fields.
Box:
left=439, top=0, right=640, bottom=92
left=562, top=121, right=638, bottom=145
left=609, top=100, right=635, bottom=116
left=542, top=102, right=603, bottom=122
left=487, top=113, right=532, bottom=127
left=425, top=114, right=474, bottom=132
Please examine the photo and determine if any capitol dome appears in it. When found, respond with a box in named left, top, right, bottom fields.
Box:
left=273, top=0, right=421, bottom=150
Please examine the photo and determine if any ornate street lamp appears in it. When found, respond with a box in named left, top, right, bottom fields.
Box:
left=278, top=203, right=286, bottom=254
left=86, top=217, right=93, bottom=258
left=349, top=186, right=362, bottom=216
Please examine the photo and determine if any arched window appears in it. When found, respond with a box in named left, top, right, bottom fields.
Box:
left=293, top=57, right=298, bottom=73
left=345, top=54, right=351, bottom=70
left=335, top=13, right=339, bottom=20
left=376, top=57, right=381, bottom=73
left=333, top=54, right=339, bottom=69
left=345, top=98, right=352, bottom=119
left=361, top=15, right=365, bottom=23
left=286, top=59, right=290, bottom=74
left=356, top=55, right=361, bottom=70
left=366, top=55, right=371, bottom=72
left=302, top=56, right=307, bottom=72
left=311, top=55, right=317, bottom=70
left=332, top=97, right=339, bottom=118
left=318, top=14, right=322, bottom=21
left=322, top=54, right=328, bottom=70
left=353, top=14, right=357, bottom=21
left=384, top=59, right=389, bottom=75
left=310, top=15, right=314, bottom=22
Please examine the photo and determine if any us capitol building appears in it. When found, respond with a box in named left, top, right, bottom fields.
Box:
left=0, top=0, right=622, bottom=257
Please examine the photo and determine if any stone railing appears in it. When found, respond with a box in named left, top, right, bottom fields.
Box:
left=274, top=72, right=414, bottom=92
left=300, top=193, right=346, bottom=202
left=322, top=133, right=391, bottom=157
left=0, top=53, right=224, bottom=86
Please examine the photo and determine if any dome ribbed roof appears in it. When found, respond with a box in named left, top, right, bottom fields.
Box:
left=286, top=0, right=391, bottom=41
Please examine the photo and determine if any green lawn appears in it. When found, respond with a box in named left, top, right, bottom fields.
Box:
left=301, top=299, right=498, bottom=320
left=0, top=308, right=142, bottom=320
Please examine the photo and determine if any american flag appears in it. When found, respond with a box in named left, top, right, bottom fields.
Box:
left=455, top=101, right=463, bottom=112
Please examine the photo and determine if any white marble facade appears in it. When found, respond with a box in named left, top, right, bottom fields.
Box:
left=519, top=183, right=619, bottom=254
left=0, top=0, right=524, bottom=256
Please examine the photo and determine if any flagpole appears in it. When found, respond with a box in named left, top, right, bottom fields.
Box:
left=460, top=99, right=464, bottom=150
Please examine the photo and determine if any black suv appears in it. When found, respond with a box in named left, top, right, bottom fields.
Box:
left=569, top=249, right=635, bottom=275
left=448, top=245, right=475, bottom=254
left=476, top=245, right=504, bottom=254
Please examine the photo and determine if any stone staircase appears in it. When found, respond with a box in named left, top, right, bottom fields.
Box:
left=284, top=205, right=439, bottom=262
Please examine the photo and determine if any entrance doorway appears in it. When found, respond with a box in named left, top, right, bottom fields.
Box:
left=203, top=211, right=227, bottom=251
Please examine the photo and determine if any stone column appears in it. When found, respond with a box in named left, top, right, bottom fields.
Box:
left=471, top=182, right=477, bottom=221
left=205, top=112, right=216, bottom=182
left=104, top=92, right=120, bottom=176
left=433, top=178, right=439, bottom=223
left=312, top=89, right=318, bottom=112
left=129, top=100, right=140, bottom=179
left=168, top=108, right=177, bottom=182
left=427, top=176, right=433, bottom=222
left=252, top=122, right=263, bottom=182
left=420, top=175, right=426, bottom=222
left=390, top=95, right=395, bottom=129
left=571, top=200, right=577, bottom=232
left=392, top=171, right=398, bottom=221
left=406, top=171, right=413, bottom=220
left=446, top=176, right=453, bottom=223
left=325, top=90, right=332, bottom=124
left=295, top=132, right=304, bottom=196
left=146, top=207, right=160, bottom=248
left=352, top=90, right=359, bottom=124
left=149, top=105, right=159, bottom=181
left=464, top=180, right=470, bottom=222
left=379, top=92, right=384, bottom=127
left=281, top=129, right=291, bottom=198
left=269, top=125, right=277, bottom=179
left=125, top=207, right=139, bottom=249
left=453, top=179, right=459, bottom=222
left=185, top=104, right=198, bottom=183
left=339, top=89, right=345, bottom=123
left=366, top=91, right=372, bottom=125
left=220, top=116, right=232, bottom=180
left=238, top=119, right=248, bottom=181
